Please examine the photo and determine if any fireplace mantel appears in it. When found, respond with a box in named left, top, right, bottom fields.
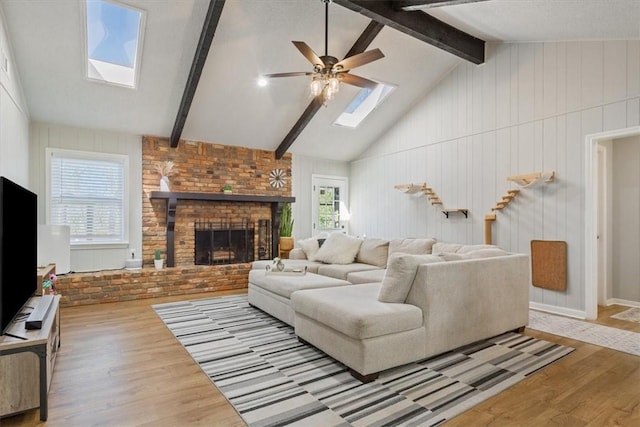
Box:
left=150, top=191, right=295, bottom=266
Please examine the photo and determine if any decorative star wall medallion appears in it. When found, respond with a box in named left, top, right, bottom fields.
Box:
left=269, top=169, right=286, bottom=188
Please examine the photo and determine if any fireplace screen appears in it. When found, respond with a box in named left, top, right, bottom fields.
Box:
left=194, top=219, right=270, bottom=265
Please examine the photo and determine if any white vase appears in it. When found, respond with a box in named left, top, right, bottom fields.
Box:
left=160, top=176, right=170, bottom=192
left=154, top=259, right=163, bottom=270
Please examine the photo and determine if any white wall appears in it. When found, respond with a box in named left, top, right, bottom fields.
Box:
left=351, top=41, right=640, bottom=315
left=292, top=154, right=350, bottom=240
left=0, top=5, right=29, bottom=186
left=30, top=122, right=143, bottom=273
left=611, top=135, right=640, bottom=303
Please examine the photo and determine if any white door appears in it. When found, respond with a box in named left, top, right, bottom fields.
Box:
left=312, top=175, right=349, bottom=235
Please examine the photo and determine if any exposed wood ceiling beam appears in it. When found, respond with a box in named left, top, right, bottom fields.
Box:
left=274, top=20, right=384, bottom=159
left=394, top=0, right=490, bottom=12
left=170, top=0, right=226, bottom=148
left=333, top=0, right=485, bottom=64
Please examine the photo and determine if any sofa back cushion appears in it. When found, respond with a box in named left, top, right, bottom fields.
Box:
left=432, top=242, right=464, bottom=254
left=467, top=248, right=509, bottom=258
left=313, top=232, right=363, bottom=264
left=378, top=253, right=441, bottom=303
left=388, top=238, right=436, bottom=257
left=356, top=238, right=390, bottom=267
left=457, top=244, right=500, bottom=254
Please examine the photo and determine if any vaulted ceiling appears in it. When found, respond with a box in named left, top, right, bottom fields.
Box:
left=1, top=0, right=638, bottom=162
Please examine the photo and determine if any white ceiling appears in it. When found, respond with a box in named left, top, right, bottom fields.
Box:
left=1, top=0, right=639, bottom=162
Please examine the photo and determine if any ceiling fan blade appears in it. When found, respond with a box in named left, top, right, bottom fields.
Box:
left=292, top=41, right=324, bottom=67
left=334, top=48, right=384, bottom=72
left=263, top=72, right=313, bottom=78
left=340, top=73, right=379, bottom=90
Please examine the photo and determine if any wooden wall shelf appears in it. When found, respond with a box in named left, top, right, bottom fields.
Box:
left=507, top=171, right=555, bottom=187
left=149, top=192, right=295, bottom=266
left=394, top=183, right=428, bottom=195
left=442, top=209, right=468, bottom=218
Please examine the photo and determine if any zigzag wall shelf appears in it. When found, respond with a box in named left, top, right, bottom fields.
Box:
left=395, top=183, right=468, bottom=218
left=484, top=171, right=556, bottom=244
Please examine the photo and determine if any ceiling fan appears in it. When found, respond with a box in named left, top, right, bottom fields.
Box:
left=263, top=0, right=384, bottom=102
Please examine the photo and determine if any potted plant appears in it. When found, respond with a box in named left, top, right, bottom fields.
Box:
left=154, top=249, right=163, bottom=270
left=222, top=184, right=233, bottom=194
left=279, top=202, right=294, bottom=253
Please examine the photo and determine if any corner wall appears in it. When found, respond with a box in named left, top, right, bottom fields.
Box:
left=350, top=40, right=640, bottom=315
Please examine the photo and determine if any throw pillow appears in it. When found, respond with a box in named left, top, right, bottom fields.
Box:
left=312, top=232, right=363, bottom=264
left=296, top=237, right=320, bottom=260
left=356, top=238, right=390, bottom=267
left=378, top=253, right=441, bottom=303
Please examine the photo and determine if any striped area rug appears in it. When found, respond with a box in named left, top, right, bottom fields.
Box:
left=153, top=295, right=574, bottom=427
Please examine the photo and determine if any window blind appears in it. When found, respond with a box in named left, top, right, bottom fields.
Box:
left=49, top=151, right=126, bottom=244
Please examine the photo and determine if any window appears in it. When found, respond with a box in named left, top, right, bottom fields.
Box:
left=47, top=148, right=128, bottom=246
left=84, top=0, right=145, bottom=88
left=312, top=175, right=349, bottom=234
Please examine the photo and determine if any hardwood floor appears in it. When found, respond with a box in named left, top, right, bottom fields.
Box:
left=2, top=294, right=639, bottom=426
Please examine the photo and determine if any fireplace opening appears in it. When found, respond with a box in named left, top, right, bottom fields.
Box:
left=194, top=219, right=271, bottom=265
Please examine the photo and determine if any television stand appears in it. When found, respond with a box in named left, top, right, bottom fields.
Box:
left=0, top=295, right=61, bottom=420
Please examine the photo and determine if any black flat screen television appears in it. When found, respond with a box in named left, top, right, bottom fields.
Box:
left=0, top=176, right=37, bottom=334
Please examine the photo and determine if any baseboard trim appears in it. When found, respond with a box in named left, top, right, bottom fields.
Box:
left=606, top=298, right=640, bottom=308
left=529, top=302, right=586, bottom=320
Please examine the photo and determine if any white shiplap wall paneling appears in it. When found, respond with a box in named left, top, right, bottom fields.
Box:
left=351, top=40, right=640, bottom=315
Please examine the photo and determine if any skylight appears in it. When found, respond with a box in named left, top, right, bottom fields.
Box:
left=85, top=0, right=145, bottom=88
left=333, top=82, right=395, bottom=128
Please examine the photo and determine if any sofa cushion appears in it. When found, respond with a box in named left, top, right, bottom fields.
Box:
left=248, top=270, right=350, bottom=299
left=347, top=269, right=386, bottom=284
left=356, top=238, right=390, bottom=267
left=316, top=263, right=381, bottom=281
left=378, top=254, right=442, bottom=303
left=388, top=238, right=436, bottom=257
left=437, top=252, right=468, bottom=261
left=432, top=242, right=464, bottom=254
left=291, top=283, right=423, bottom=340
left=467, top=248, right=509, bottom=258
left=457, top=244, right=500, bottom=254
left=313, top=232, right=363, bottom=264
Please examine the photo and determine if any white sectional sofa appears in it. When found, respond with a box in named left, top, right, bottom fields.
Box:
left=248, top=233, right=531, bottom=382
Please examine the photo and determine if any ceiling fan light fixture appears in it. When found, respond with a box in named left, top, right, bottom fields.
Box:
left=328, top=76, right=340, bottom=93
left=310, top=76, right=324, bottom=96
left=262, top=0, right=384, bottom=105
left=322, top=84, right=336, bottom=101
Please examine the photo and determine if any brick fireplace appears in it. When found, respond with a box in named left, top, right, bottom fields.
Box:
left=142, top=136, right=293, bottom=268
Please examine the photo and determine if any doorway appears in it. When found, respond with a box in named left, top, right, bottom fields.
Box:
left=585, top=125, right=640, bottom=319
left=312, top=175, right=349, bottom=235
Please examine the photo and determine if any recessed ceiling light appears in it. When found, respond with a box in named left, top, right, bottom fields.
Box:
left=257, top=77, right=268, bottom=87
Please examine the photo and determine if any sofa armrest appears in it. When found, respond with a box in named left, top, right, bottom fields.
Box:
left=406, top=254, right=530, bottom=357
left=289, top=247, right=307, bottom=259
